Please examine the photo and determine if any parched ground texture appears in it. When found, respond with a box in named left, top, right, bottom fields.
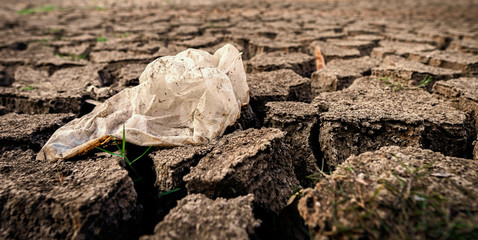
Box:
left=1, top=0, right=478, bottom=239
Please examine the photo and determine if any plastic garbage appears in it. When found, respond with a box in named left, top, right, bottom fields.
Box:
left=37, top=44, right=249, bottom=162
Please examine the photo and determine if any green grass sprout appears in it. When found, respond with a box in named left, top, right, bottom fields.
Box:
left=97, top=36, right=107, bottom=42
left=20, top=85, right=35, bottom=91
left=416, top=75, right=432, bottom=89
left=17, top=5, right=55, bottom=15
left=96, top=125, right=152, bottom=181
left=158, top=188, right=181, bottom=197
left=379, top=75, right=432, bottom=92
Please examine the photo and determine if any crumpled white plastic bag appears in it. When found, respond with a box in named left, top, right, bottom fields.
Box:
left=37, top=44, right=249, bottom=162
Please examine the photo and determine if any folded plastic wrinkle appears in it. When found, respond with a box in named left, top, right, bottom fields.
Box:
left=37, top=44, right=249, bottom=162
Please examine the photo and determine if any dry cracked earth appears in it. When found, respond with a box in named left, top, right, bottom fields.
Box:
left=1, top=0, right=478, bottom=239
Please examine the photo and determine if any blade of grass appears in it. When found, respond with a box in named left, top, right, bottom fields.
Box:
left=120, top=125, right=133, bottom=165
left=414, top=160, right=436, bottom=174
left=393, top=154, right=412, bottom=174
left=112, top=136, right=122, bottom=152
left=17, top=5, right=54, bottom=15
left=391, top=171, right=407, bottom=186
left=348, top=162, right=354, bottom=173
left=158, top=188, right=181, bottom=196
left=122, top=125, right=126, bottom=154
left=369, top=186, right=383, bottom=203
left=97, top=36, right=107, bottom=42
left=95, top=126, right=143, bottom=181
left=95, top=147, right=123, bottom=158
left=419, top=75, right=431, bottom=88
left=131, top=146, right=152, bottom=164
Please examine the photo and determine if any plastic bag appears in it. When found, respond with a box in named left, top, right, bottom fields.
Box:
left=37, top=44, right=249, bottom=161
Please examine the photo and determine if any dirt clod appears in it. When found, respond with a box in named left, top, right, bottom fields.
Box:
left=313, top=76, right=475, bottom=166
left=184, top=128, right=299, bottom=213
left=299, top=146, right=478, bottom=239
left=140, top=194, right=259, bottom=240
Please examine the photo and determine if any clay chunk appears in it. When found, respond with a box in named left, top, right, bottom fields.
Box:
left=184, top=128, right=299, bottom=213
left=0, top=150, right=141, bottom=240
left=299, top=146, right=478, bottom=239
left=140, top=194, right=259, bottom=240
left=264, top=101, right=320, bottom=186
left=313, top=76, right=475, bottom=166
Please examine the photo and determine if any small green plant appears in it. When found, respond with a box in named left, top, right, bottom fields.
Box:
left=336, top=161, right=356, bottom=175
left=379, top=75, right=432, bottom=92
left=95, top=6, right=106, bottom=11
left=96, top=125, right=152, bottom=181
left=96, top=125, right=181, bottom=197
left=20, top=85, right=35, bottom=91
left=416, top=75, right=432, bottom=89
left=383, top=78, right=399, bottom=91
left=347, top=162, right=354, bottom=173
left=97, top=36, right=107, bottom=42
left=380, top=75, right=406, bottom=92
left=17, top=5, right=55, bottom=15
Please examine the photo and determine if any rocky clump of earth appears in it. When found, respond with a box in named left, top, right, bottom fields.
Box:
left=141, top=194, right=259, bottom=240
left=298, top=146, right=478, bottom=239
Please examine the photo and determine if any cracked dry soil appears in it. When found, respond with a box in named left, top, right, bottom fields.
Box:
left=1, top=0, right=478, bottom=239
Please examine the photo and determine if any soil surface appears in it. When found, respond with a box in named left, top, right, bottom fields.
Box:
left=1, top=0, right=477, bottom=239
